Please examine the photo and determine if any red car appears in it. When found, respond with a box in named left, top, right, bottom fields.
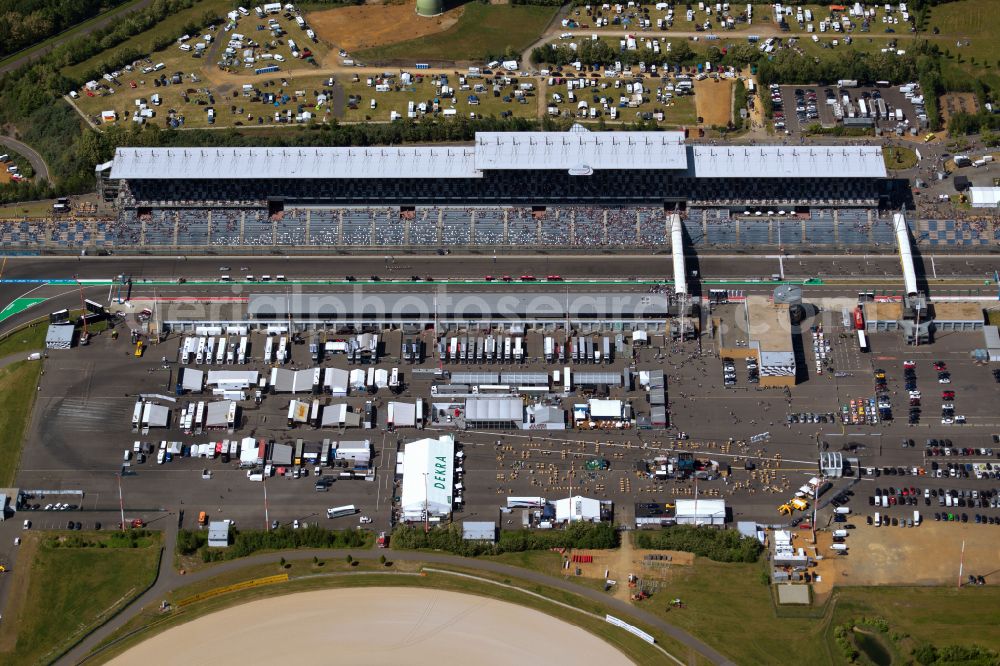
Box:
left=546, top=275, right=562, bottom=281
left=130, top=81, right=137, bottom=89
left=520, top=275, right=536, bottom=281
left=484, top=275, right=494, bottom=281
left=941, top=391, right=955, bottom=400
left=934, top=361, right=948, bottom=371
left=501, top=275, right=512, bottom=282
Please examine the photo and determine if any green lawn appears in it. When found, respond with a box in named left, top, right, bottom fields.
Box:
left=0, top=322, right=51, bottom=356
left=356, top=4, right=557, bottom=64
left=624, top=549, right=1000, bottom=666
left=2, top=532, right=161, bottom=665
left=831, top=586, right=1000, bottom=656
left=0, top=361, right=41, bottom=486
left=884, top=146, right=918, bottom=170
left=62, top=0, right=234, bottom=81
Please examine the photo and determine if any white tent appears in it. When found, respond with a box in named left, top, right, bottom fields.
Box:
left=400, top=435, right=455, bottom=519
left=179, top=368, right=204, bottom=392
left=387, top=401, right=416, bottom=427
left=239, top=437, right=259, bottom=465
left=205, top=400, right=236, bottom=428
left=324, top=368, right=349, bottom=396
left=675, top=499, right=726, bottom=526
left=554, top=495, right=602, bottom=522
left=588, top=399, right=623, bottom=419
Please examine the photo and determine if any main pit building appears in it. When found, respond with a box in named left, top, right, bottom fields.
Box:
left=102, top=127, right=897, bottom=249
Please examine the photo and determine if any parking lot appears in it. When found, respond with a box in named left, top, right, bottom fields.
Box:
left=4, top=294, right=1000, bottom=550
left=772, top=84, right=925, bottom=134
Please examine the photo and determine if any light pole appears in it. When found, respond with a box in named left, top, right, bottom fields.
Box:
left=263, top=471, right=270, bottom=530
left=117, top=472, right=126, bottom=532
left=423, top=471, right=429, bottom=533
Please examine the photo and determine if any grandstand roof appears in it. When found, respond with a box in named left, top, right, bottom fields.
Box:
left=474, top=131, right=687, bottom=172
left=689, top=145, right=886, bottom=179
left=108, top=146, right=480, bottom=180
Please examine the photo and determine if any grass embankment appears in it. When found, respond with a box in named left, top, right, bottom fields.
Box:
left=0, top=0, right=147, bottom=71
left=884, top=146, right=918, bottom=170
left=0, top=199, right=59, bottom=218
left=0, top=360, right=42, bottom=486
left=92, top=558, right=677, bottom=665
left=62, top=0, right=234, bottom=81
left=357, top=4, right=557, bottom=63
left=0, top=531, right=161, bottom=666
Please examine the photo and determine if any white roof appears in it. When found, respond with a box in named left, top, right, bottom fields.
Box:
left=109, top=146, right=480, bottom=180
left=554, top=495, right=602, bottom=522
left=675, top=499, right=727, bottom=518
left=400, top=435, right=455, bottom=518
left=206, top=370, right=258, bottom=386
left=969, top=186, right=1000, bottom=207
left=240, top=437, right=259, bottom=463
left=205, top=400, right=235, bottom=427
left=388, top=401, right=416, bottom=427
left=180, top=368, right=204, bottom=391
left=143, top=403, right=170, bottom=427
left=475, top=131, right=687, bottom=172
left=271, top=368, right=315, bottom=392
left=690, top=145, right=887, bottom=178
left=320, top=403, right=346, bottom=427
left=588, top=399, right=623, bottom=419
left=323, top=368, right=349, bottom=394
left=465, top=397, right=522, bottom=422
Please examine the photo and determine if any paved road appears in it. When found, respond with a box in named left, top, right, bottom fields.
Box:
left=1, top=252, right=996, bottom=336
left=0, top=136, right=51, bottom=183
left=0, top=0, right=154, bottom=76
left=58, top=519, right=732, bottom=666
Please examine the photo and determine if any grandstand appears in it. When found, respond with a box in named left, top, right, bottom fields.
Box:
left=0, top=127, right=933, bottom=252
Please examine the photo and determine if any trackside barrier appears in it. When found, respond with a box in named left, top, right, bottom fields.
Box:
left=605, top=615, right=656, bottom=644
left=176, top=573, right=289, bottom=606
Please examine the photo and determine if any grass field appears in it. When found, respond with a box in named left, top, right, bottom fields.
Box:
left=630, top=552, right=1000, bottom=665
left=0, top=200, right=60, bottom=218
left=0, top=532, right=161, bottom=666
left=0, top=321, right=50, bottom=356
left=93, top=558, right=676, bottom=666
left=307, top=0, right=463, bottom=52
left=884, top=146, right=918, bottom=170
left=356, top=4, right=558, bottom=64
left=548, top=78, right=698, bottom=127
left=0, top=360, right=41, bottom=486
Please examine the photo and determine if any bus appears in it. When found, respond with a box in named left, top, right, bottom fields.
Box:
left=857, top=329, right=869, bottom=353
left=326, top=504, right=356, bottom=518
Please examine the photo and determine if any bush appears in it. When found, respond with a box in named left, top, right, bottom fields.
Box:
left=177, top=525, right=369, bottom=561
left=631, top=526, right=762, bottom=563
left=391, top=521, right=619, bottom=557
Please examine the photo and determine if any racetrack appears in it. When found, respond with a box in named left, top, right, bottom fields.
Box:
left=107, top=587, right=633, bottom=665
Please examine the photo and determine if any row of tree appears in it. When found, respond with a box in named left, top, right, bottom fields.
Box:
left=0, top=0, right=132, bottom=59
left=632, top=526, right=762, bottom=562
left=390, top=521, right=619, bottom=556
left=177, top=525, right=370, bottom=562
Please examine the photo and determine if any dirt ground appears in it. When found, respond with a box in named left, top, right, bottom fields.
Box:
left=939, top=92, right=979, bottom=127
left=567, top=539, right=694, bottom=602
left=307, top=1, right=463, bottom=52
left=694, top=78, right=733, bottom=127
left=0, top=169, right=12, bottom=184
left=809, top=522, right=1000, bottom=598
left=108, top=587, right=632, bottom=665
